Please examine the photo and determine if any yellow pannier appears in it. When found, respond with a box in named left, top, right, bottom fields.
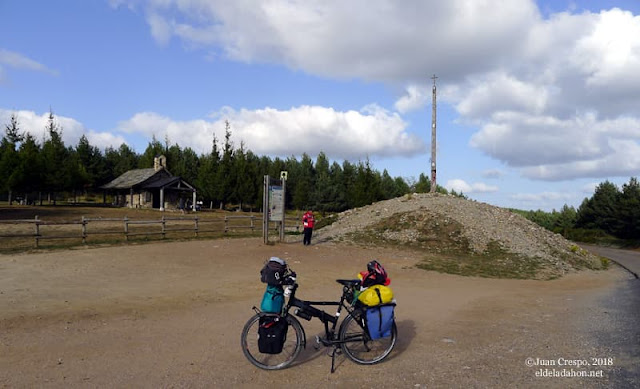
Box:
left=357, top=284, right=393, bottom=306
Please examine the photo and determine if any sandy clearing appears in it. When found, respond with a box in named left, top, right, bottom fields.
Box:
left=0, top=238, right=635, bottom=388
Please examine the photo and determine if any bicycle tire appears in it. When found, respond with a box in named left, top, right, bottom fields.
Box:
left=339, top=310, right=397, bottom=365
left=240, top=313, right=304, bottom=370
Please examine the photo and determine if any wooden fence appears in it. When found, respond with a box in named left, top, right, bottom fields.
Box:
left=0, top=215, right=259, bottom=248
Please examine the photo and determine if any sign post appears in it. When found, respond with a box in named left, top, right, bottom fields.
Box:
left=262, top=173, right=287, bottom=244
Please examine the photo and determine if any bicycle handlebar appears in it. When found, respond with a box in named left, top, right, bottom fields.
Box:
left=282, top=272, right=297, bottom=285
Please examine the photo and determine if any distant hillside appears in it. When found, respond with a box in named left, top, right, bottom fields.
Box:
left=314, top=193, right=606, bottom=280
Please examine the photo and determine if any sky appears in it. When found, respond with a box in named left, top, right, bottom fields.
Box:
left=1, top=0, right=639, bottom=212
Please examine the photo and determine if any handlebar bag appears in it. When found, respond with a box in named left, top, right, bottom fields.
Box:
left=258, top=315, right=289, bottom=354
left=260, top=285, right=284, bottom=313
left=365, top=303, right=395, bottom=340
left=260, top=257, right=288, bottom=286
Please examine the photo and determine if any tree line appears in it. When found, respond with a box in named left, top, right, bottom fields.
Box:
left=515, top=178, right=640, bottom=241
left=1, top=112, right=456, bottom=211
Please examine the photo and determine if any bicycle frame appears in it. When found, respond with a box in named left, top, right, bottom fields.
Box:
left=283, top=281, right=361, bottom=347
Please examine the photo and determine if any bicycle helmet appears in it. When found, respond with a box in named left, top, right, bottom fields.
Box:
left=360, top=260, right=391, bottom=287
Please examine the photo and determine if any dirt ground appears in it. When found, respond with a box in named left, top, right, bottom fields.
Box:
left=0, top=238, right=636, bottom=388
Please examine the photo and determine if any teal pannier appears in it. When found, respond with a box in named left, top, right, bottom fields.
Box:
left=260, top=285, right=284, bottom=313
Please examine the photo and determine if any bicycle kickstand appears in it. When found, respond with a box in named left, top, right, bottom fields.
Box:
left=330, top=345, right=343, bottom=373
left=330, top=346, right=337, bottom=373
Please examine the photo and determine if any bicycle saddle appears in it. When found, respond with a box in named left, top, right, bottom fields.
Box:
left=336, top=279, right=361, bottom=286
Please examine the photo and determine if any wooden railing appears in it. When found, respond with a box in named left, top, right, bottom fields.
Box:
left=0, top=215, right=258, bottom=248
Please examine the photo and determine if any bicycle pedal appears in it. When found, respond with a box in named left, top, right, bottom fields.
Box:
left=313, top=337, right=321, bottom=350
left=315, top=335, right=331, bottom=347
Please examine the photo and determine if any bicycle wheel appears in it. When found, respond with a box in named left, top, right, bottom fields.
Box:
left=339, top=310, right=397, bottom=364
left=240, top=313, right=304, bottom=370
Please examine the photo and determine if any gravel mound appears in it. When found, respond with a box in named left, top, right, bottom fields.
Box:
left=313, top=193, right=603, bottom=279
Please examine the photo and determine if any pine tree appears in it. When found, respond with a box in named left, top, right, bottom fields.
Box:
left=414, top=173, right=431, bottom=193
left=13, top=133, right=43, bottom=203
left=342, top=160, right=357, bottom=209
left=576, top=181, right=620, bottom=234
left=76, top=135, right=107, bottom=191
left=617, top=177, right=640, bottom=239
left=234, top=141, right=257, bottom=209
left=139, top=135, right=165, bottom=168
left=380, top=169, right=398, bottom=200
left=65, top=146, right=90, bottom=202
left=216, top=120, right=235, bottom=208
left=196, top=133, right=221, bottom=208
left=105, top=144, right=139, bottom=178
left=312, top=152, right=333, bottom=212
left=0, top=114, right=23, bottom=204
left=394, top=176, right=410, bottom=196
left=292, top=153, right=314, bottom=209
left=41, top=110, right=69, bottom=203
left=554, top=204, right=577, bottom=235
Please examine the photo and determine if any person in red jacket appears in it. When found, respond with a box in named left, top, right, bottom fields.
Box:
left=302, top=210, right=315, bottom=245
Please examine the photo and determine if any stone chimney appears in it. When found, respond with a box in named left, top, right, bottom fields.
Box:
left=154, top=155, right=166, bottom=171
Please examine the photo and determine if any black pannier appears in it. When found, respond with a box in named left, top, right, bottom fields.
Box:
left=258, top=315, right=289, bottom=354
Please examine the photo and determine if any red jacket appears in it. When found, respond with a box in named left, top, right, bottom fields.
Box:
left=303, top=212, right=315, bottom=228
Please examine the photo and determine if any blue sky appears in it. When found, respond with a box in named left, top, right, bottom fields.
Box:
left=1, top=0, right=639, bottom=211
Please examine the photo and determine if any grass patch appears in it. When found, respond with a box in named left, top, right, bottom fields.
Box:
left=551, top=246, right=605, bottom=271
left=345, top=209, right=473, bottom=255
left=416, top=241, right=543, bottom=279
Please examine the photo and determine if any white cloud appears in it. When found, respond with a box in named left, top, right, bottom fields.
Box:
left=0, top=49, right=52, bottom=73
left=0, top=109, right=127, bottom=151
left=581, top=182, right=599, bottom=194
left=520, top=138, right=640, bottom=181
left=111, top=1, right=640, bottom=182
left=445, top=179, right=498, bottom=194
left=510, top=191, right=574, bottom=202
left=147, top=13, right=173, bottom=46
left=571, top=8, right=640, bottom=91
left=451, top=71, right=549, bottom=119
left=2, top=105, right=424, bottom=161
left=469, top=112, right=640, bottom=179
left=394, top=85, right=429, bottom=114
left=482, top=169, right=504, bottom=179
left=0, top=49, right=57, bottom=77
left=114, top=0, right=538, bottom=81
left=117, top=105, right=426, bottom=159
left=0, top=49, right=57, bottom=86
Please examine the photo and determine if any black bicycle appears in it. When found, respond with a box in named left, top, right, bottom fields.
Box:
left=240, top=276, right=397, bottom=372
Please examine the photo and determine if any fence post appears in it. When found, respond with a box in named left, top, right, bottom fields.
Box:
left=250, top=215, right=255, bottom=232
left=194, top=216, right=199, bottom=237
left=162, top=215, right=166, bottom=239
left=124, top=216, right=129, bottom=241
left=82, top=216, right=87, bottom=244
left=224, top=216, right=228, bottom=233
left=34, top=215, right=40, bottom=248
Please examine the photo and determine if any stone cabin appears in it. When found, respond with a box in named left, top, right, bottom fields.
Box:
left=101, top=155, right=197, bottom=211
